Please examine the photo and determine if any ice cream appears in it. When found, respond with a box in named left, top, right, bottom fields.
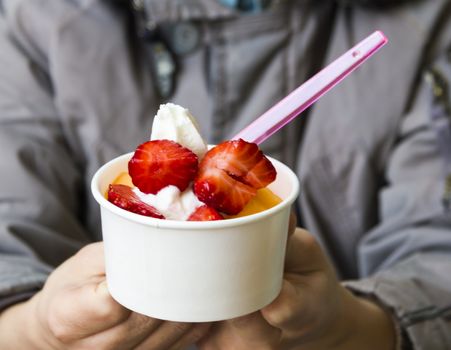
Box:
left=134, top=185, right=202, bottom=221
left=108, top=103, right=280, bottom=221
left=150, top=103, right=207, bottom=159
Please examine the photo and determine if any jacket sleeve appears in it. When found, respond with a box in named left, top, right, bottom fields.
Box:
left=0, top=2, right=90, bottom=310
left=345, top=47, right=451, bottom=349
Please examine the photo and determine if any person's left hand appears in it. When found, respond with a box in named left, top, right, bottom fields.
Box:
left=197, top=227, right=396, bottom=350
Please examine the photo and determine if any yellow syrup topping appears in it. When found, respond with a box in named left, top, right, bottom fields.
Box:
left=113, top=172, right=134, bottom=187
left=228, top=188, right=282, bottom=219
left=105, top=172, right=134, bottom=198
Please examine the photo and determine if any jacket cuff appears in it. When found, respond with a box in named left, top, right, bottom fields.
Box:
left=0, top=258, right=50, bottom=312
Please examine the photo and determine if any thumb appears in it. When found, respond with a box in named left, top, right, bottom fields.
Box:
left=48, top=280, right=130, bottom=342
left=285, top=228, right=331, bottom=274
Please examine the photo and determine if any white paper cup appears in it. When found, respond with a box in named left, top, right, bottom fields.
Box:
left=91, top=152, right=299, bottom=322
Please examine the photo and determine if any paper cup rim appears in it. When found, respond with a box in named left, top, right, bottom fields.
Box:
left=91, top=152, right=300, bottom=230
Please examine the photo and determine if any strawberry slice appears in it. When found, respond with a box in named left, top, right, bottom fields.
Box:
left=188, top=205, right=224, bottom=221
left=108, top=184, right=165, bottom=219
left=128, top=140, right=198, bottom=194
left=193, top=139, right=276, bottom=215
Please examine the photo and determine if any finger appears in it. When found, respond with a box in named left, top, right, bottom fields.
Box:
left=48, top=280, right=131, bottom=342
left=45, top=242, right=106, bottom=290
left=199, top=312, right=281, bottom=349
left=263, top=230, right=338, bottom=333
left=261, top=276, right=329, bottom=339
left=263, top=230, right=328, bottom=330
left=261, top=279, right=304, bottom=331
left=284, top=228, right=330, bottom=273
left=54, top=242, right=105, bottom=282
left=262, top=274, right=340, bottom=346
left=79, top=312, right=163, bottom=349
left=158, top=322, right=211, bottom=350
left=72, top=242, right=106, bottom=277
left=231, top=312, right=281, bottom=345
left=134, top=321, right=194, bottom=350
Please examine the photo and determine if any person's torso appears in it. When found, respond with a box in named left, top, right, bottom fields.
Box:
left=7, top=0, right=450, bottom=278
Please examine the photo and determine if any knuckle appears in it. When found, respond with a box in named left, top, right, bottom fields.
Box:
left=261, top=291, right=292, bottom=327
left=47, top=307, right=73, bottom=344
left=172, top=321, right=192, bottom=334
left=129, top=313, right=159, bottom=334
left=261, top=307, right=285, bottom=328
left=186, top=323, right=211, bottom=343
left=92, top=295, right=126, bottom=322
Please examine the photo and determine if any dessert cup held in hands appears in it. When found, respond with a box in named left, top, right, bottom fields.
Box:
left=91, top=151, right=300, bottom=322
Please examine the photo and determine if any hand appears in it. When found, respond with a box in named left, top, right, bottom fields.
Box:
left=0, top=242, right=210, bottom=350
left=198, top=228, right=396, bottom=350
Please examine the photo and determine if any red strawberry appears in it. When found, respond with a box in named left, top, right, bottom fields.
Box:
left=128, top=140, right=198, bottom=194
left=107, top=184, right=165, bottom=218
left=243, top=157, right=278, bottom=188
left=188, top=205, right=224, bottom=221
left=193, top=139, right=276, bottom=215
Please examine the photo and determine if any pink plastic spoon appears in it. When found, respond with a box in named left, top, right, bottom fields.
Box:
left=232, top=31, right=388, bottom=145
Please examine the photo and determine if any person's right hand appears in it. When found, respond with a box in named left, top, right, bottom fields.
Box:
left=7, top=242, right=211, bottom=349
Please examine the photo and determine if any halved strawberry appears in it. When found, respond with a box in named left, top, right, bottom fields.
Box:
left=193, top=139, right=276, bottom=215
left=188, top=205, right=224, bottom=221
left=243, top=157, right=278, bottom=188
left=108, top=184, right=165, bottom=219
left=128, top=140, right=198, bottom=194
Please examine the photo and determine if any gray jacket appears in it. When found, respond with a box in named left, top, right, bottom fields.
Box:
left=0, top=0, right=450, bottom=348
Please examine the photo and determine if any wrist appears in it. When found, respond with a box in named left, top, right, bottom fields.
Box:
left=0, top=299, right=36, bottom=349
left=0, top=293, right=58, bottom=350
left=329, top=287, right=396, bottom=350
